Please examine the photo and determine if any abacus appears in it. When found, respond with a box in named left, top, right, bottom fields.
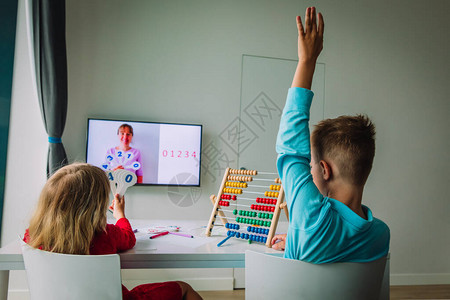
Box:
left=205, top=167, right=288, bottom=248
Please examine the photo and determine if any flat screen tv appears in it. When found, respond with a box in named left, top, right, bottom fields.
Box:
left=86, top=118, right=202, bottom=186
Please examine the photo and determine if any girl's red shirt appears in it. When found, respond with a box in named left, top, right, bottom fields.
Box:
left=24, top=218, right=136, bottom=254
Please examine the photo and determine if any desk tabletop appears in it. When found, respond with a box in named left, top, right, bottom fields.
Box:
left=0, top=220, right=287, bottom=270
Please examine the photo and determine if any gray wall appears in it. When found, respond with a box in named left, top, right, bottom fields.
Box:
left=3, top=0, right=450, bottom=291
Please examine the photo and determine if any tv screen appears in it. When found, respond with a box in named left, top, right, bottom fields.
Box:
left=86, top=118, right=202, bottom=186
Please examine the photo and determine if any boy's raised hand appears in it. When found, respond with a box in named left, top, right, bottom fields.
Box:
left=297, top=7, right=324, bottom=64
left=292, top=7, right=324, bottom=89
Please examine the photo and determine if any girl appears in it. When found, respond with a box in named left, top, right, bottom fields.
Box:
left=24, top=163, right=202, bottom=300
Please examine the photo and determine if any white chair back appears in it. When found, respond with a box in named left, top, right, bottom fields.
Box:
left=245, top=250, right=388, bottom=300
left=21, top=241, right=122, bottom=300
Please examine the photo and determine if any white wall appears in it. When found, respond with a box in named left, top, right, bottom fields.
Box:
left=3, top=0, right=450, bottom=296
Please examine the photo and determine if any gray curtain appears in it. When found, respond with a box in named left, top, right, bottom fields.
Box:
left=32, top=0, right=68, bottom=177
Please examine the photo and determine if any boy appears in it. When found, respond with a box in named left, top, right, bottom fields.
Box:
left=273, top=7, right=389, bottom=263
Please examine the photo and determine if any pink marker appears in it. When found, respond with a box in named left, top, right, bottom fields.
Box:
left=169, top=232, right=194, bottom=238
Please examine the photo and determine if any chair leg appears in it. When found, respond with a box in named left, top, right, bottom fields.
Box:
left=0, top=270, right=10, bottom=300
left=379, top=258, right=390, bottom=300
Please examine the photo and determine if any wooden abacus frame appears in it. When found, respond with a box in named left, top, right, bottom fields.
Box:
left=205, top=167, right=288, bottom=248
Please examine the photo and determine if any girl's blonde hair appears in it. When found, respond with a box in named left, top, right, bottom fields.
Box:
left=27, top=163, right=110, bottom=255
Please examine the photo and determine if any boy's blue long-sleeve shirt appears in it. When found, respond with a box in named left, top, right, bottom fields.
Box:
left=276, top=87, right=390, bottom=263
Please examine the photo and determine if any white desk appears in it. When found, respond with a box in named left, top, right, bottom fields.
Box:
left=0, top=220, right=287, bottom=299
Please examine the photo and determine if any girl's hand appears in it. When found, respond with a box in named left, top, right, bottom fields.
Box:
left=111, top=194, right=126, bottom=220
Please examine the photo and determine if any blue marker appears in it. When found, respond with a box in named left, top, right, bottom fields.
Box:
left=217, top=232, right=236, bottom=247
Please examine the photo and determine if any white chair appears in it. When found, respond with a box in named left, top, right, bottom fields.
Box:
left=245, top=250, right=388, bottom=300
left=21, top=241, right=122, bottom=300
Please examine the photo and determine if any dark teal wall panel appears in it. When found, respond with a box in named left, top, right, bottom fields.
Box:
left=0, top=0, right=19, bottom=239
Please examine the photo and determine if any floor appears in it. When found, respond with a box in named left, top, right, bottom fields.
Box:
left=198, top=285, right=450, bottom=300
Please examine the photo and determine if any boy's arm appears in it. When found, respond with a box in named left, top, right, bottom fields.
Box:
left=276, top=7, right=324, bottom=228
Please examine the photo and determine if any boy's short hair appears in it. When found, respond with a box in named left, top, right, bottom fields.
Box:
left=311, top=114, right=375, bottom=186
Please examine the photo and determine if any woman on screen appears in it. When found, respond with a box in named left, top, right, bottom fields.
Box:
left=106, top=124, right=143, bottom=183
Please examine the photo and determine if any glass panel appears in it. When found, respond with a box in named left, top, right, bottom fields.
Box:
left=238, top=55, right=325, bottom=173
